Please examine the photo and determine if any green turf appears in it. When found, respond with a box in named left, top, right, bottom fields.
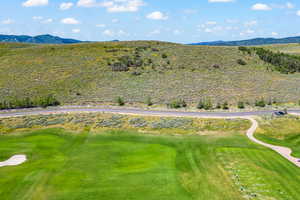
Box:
left=0, top=128, right=300, bottom=200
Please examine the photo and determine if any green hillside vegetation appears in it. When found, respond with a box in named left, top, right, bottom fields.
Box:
left=2, top=41, right=300, bottom=106
left=0, top=116, right=300, bottom=200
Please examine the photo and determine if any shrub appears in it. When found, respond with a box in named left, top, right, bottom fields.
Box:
left=215, top=102, right=221, bottom=109
left=0, top=95, right=60, bottom=110
left=116, top=96, right=125, bottom=106
left=222, top=102, right=229, bottom=110
left=238, top=46, right=251, bottom=55
left=168, top=99, right=187, bottom=109
left=129, top=118, right=148, bottom=127
left=151, top=118, right=192, bottom=129
left=203, top=99, right=213, bottom=110
left=212, top=64, right=220, bottom=69
left=237, top=101, right=245, bottom=109
left=255, top=98, right=266, bottom=107
left=237, top=59, right=247, bottom=65
left=197, top=100, right=205, bottom=109
left=162, top=53, right=168, bottom=59
left=145, top=97, right=153, bottom=106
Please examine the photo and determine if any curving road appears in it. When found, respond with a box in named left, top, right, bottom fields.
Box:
left=0, top=106, right=299, bottom=167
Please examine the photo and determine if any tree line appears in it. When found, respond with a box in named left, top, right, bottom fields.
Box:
left=239, top=46, right=300, bottom=74
left=0, top=95, right=60, bottom=110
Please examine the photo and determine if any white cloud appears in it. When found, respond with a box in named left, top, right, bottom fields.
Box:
left=251, top=3, right=272, bottom=11
left=41, top=18, right=53, bottom=24
left=286, top=2, right=294, bottom=9
left=148, top=29, right=161, bottom=35
left=206, top=21, right=217, bottom=25
left=146, top=11, right=168, bottom=20
left=2, top=19, right=14, bottom=25
left=244, top=20, right=257, bottom=27
left=61, top=18, right=80, bottom=24
left=297, top=10, right=300, bottom=16
left=33, top=16, right=43, bottom=20
left=102, top=29, right=128, bottom=37
left=240, top=29, right=255, bottom=36
left=112, top=18, right=119, bottom=23
left=96, top=24, right=106, bottom=28
left=72, top=29, right=81, bottom=33
left=173, top=29, right=182, bottom=35
left=105, top=0, right=145, bottom=12
left=271, top=32, right=278, bottom=36
left=77, top=0, right=145, bottom=12
left=208, top=0, right=234, bottom=2
left=103, top=29, right=114, bottom=37
left=77, top=0, right=97, bottom=7
left=60, top=2, right=74, bottom=10
left=22, top=0, right=48, bottom=7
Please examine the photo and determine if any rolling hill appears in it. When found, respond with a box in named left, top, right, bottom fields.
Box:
left=1, top=41, right=300, bottom=107
left=0, top=34, right=83, bottom=44
left=191, top=36, right=300, bottom=46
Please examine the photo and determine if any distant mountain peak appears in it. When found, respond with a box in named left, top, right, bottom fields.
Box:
left=190, top=36, right=300, bottom=46
left=0, top=34, right=83, bottom=44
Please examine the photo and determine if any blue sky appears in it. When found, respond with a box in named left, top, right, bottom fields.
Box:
left=0, top=0, right=300, bottom=43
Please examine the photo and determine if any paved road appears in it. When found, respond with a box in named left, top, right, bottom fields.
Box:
left=1, top=106, right=300, bottom=118
left=0, top=106, right=299, bottom=167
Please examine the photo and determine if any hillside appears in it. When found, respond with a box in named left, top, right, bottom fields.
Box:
left=191, top=36, right=300, bottom=46
left=0, top=34, right=82, bottom=44
left=1, top=41, right=300, bottom=106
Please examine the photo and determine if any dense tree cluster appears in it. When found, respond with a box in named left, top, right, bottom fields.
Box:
left=0, top=95, right=60, bottom=110
left=239, top=46, right=300, bottom=74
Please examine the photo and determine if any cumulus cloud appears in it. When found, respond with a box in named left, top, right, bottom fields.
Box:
left=146, top=11, right=168, bottom=20
left=2, top=19, right=14, bottom=25
left=240, top=29, right=255, bottom=36
left=22, top=0, right=48, bottom=7
left=61, top=18, right=80, bottom=24
left=72, top=29, right=81, bottom=33
left=60, top=2, right=74, bottom=10
left=102, top=29, right=128, bottom=37
left=206, top=21, right=217, bottom=25
left=251, top=3, right=272, bottom=11
left=244, top=20, right=257, bottom=27
left=77, top=0, right=145, bottom=12
left=41, top=18, right=53, bottom=24
left=286, top=2, right=294, bottom=9
left=271, top=32, right=278, bottom=36
left=32, top=16, right=43, bottom=20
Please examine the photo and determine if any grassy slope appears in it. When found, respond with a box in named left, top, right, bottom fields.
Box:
left=256, top=115, right=300, bottom=157
left=0, top=128, right=300, bottom=200
left=2, top=41, right=300, bottom=105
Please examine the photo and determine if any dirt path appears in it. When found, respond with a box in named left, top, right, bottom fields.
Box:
left=244, top=117, right=300, bottom=168
left=0, top=107, right=299, bottom=167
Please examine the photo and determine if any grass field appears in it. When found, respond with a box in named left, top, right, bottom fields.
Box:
left=256, top=115, right=300, bottom=157
left=2, top=41, right=300, bottom=106
left=0, top=121, right=300, bottom=200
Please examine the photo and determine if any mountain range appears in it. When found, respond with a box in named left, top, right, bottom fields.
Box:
left=1, top=34, right=300, bottom=46
left=0, top=34, right=83, bottom=44
left=190, top=36, right=300, bottom=46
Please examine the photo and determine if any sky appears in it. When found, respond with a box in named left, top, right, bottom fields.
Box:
left=1, top=0, right=300, bottom=43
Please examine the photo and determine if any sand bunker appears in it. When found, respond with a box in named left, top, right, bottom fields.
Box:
left=0, top=155, right=27, bottom=167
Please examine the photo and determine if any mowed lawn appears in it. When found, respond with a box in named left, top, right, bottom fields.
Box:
left=0, top=128, right=300, bottom=200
